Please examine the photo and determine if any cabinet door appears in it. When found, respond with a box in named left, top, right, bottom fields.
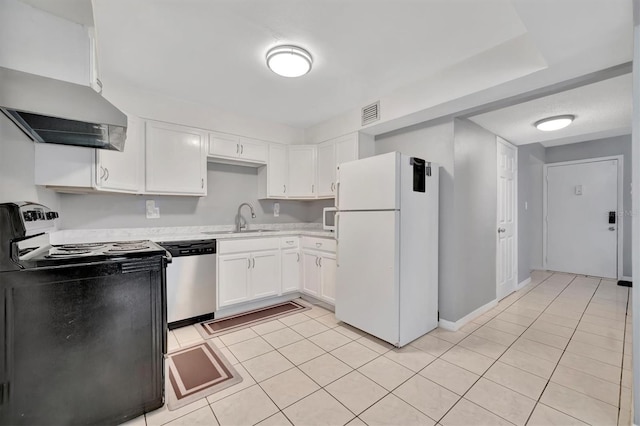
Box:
left=302, top=251, right=319, bottom=296
left=238, top=138, right=267, bottom=163
left=251, top=250, right=281, bottom=299
left=317, top=141, right=335, bottom=197
left=335, top=134, right=358, bottom=166
left=281, top=249, right=301, bottom=293
left=288, top=146, right=317, bottom=197
left=268, top=144, right=288, bottom=197
left=145, top=121, right=206, bottom=195
left=95, top=115, right=141, bottom=193
left=319, top=254, right=337, bottom=304
left=217, top=253, right=251, bottom=308
left=209, top=132, right=240, bottom=158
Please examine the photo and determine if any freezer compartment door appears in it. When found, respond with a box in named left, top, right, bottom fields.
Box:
left=335, top=210, right=400, bottom=345
left=337, top=152, right=399, bottom=211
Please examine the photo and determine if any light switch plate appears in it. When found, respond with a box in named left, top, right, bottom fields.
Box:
left=274, top=202, right=280, bottom=217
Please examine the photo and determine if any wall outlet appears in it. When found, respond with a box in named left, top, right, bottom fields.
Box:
left=273, top=202, right=280, bottom=217
left=146, top=200, right=160, bottom=219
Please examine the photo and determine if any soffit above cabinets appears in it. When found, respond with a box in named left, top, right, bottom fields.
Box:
left=87, top=0, right=631, bottom=131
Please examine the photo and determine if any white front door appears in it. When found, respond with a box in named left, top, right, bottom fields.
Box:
left=497, top=138, right=517, bottom=300
left=545, top=159, right=619, bottom=278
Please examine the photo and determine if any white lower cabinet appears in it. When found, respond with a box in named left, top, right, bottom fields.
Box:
left=217, top=238, right=281, bottom=309
left=217, top=253, right=251, bottom=308
left=302, top=252, right=320, bottom=296
left=302, top=249, right=336, bottom=304
left=319, top=254, right=336, bottom=303
left=251, top=250, right=280, bottom=299
left=281, top=249, right=301, bottom=293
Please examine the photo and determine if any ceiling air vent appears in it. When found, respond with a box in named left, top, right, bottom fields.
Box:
left=361, top=101, right=380, bottom=126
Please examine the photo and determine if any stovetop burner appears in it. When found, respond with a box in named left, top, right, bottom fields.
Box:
left=46, top=249, right=93, bottom=257
left=58, top=243, right=107, bottom=251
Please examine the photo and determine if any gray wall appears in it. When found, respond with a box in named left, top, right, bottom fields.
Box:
left=59, top=163, right=315, bottom=229
left=450, top=119, right=497, bottom=321
left=0, top=114, right=59, bottom=207
left=545, top=134, right=632, bottom=277
left=375, top=119, right=498, bottom=323
left=517, top=143, right=546, bottom=282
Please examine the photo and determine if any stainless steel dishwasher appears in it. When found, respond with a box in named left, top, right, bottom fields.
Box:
left=159, top=239, right=217, bottom=329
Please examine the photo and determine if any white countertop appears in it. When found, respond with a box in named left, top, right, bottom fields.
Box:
left=50, top=223, right=334, bottom=245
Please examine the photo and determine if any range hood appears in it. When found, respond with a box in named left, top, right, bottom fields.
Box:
left=0, top=67, right=127, bottom=151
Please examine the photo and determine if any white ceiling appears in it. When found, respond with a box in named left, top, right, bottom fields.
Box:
left=19, top=0, right=633, bottom=143
left=469, top=73, right=632, bottom=147
left=20, top=0, right=94, bottom=26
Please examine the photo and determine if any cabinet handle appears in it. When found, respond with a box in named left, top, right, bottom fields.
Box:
left=312, top=184, right=314, bottom=193
left=252, top=258, right=255, bottom=268
left=201, top=178, right=204, bottom=188
left=316, top=242, right=322, bottom=248
left=318, top=257, right=322, bottom=267
left=236, top=143, right=240, bottom=154
left=331, top=182, right=335, bottom=192
left=283, top=184, right=286, bottom=193
left=100, top=166, right=106, bottom=181
left=315, top=257, right=319, bottom=266
left=296, top=253, right=300, bottom=262
left=104, top=167, right=109, bottom=181
left=247, top=258, right=251, bottom=269
left=241, top=144, right=244, bottom=155
left=286, top=240, right=294, bottom=244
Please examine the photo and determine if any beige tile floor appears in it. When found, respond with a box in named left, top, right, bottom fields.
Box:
left=125, top=270, right=633, bottom=426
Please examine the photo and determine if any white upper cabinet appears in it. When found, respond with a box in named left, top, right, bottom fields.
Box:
left=95, top=115, right=142, bottom=193
left=145, top=120, right=207, bottom=196
left=287, top=145, right=317, bottom=198
left=208, top=132, right=267, bottom=166
left=317, top=141, right=335, bottom=197
left=34, top=114, right=141, bottom=194
left=258, top=144, right=288, bottom=198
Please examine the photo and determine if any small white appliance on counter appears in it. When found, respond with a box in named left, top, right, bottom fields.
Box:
left=322, top=207, right=338, bottom=231
left=335, top=151, right=439, bottom=347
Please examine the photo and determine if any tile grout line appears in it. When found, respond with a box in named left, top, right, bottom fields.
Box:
left=523, top=276, right=624, bottom=425
left=421, top=272, right=562, bottom=425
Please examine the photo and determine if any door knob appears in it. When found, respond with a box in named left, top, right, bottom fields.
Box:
left=609, top=226, right=616, bottom=231
left=497, top=228, right=506, bottom=233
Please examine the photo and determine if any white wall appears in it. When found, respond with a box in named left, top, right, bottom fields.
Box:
left=0, top=114, right=59, bottom=208
left=375, top=119, right=498, bottom=323
left=0, top=0, right=89, bottom=85
left=58, top=162, right=314, bottom=229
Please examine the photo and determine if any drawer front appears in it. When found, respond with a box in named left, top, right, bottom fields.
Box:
left=218, top=237, right=280, bottom=254
left=301, top=236, right=336, bottom=252
left=280, top=236, right=299, bottom=249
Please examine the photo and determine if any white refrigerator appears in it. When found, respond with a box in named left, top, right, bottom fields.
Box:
left=335, top=151, right=439, bottom=347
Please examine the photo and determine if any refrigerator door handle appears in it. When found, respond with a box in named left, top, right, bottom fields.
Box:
left=335, top=212, right=339, bottom=267
left=335, top=181, right=340, bottom=209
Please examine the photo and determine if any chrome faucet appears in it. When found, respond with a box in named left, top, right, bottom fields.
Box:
left=236, top=202, right=256, bottom=232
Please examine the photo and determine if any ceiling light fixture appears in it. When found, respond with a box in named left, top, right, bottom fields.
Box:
left=534, top=115, right=575, bottom=131
left=266, top=45, right=313, bottom=78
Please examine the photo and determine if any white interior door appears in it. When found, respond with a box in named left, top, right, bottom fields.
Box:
left=497, top=138, right=517, bottom=300
left=545, top=159, right=618, bottom=278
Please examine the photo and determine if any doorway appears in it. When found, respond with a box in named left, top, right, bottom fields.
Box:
left=543, top=157, right=623, bottom=278
left=496, top=137, right=518, bottom=300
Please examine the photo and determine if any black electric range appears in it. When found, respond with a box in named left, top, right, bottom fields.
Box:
left=0, top=202, right=169, bottom=425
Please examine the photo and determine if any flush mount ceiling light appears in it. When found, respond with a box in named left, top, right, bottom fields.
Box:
left=534, top=115, right=575, bottom=131
left=266, top=45, right=313, bottom=78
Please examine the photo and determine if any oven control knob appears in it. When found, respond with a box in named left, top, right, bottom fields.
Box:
left=23, top=210, right=38, bottom=221
left=46, top=211, right=59, bottom=220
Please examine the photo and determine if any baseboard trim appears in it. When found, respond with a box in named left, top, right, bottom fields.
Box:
left=438, top=298, right=498, bottom=332
left=516, top=277, right=532, bottom=290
